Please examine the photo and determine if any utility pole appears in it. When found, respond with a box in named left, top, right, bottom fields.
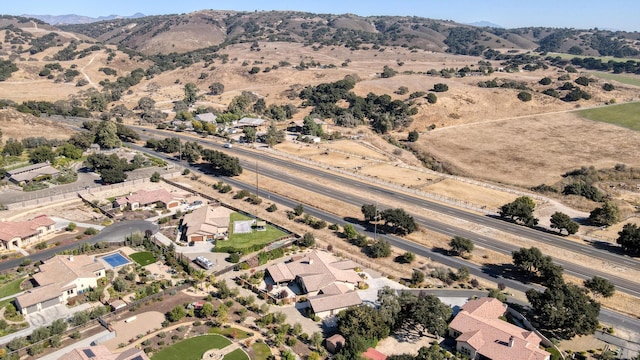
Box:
left=374, top=200, right=378, bottom=241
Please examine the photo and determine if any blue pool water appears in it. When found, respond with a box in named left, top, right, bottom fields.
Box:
left=101, top=253, right=131, bottom=268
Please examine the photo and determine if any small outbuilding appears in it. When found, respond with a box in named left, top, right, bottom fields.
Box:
left=325, top=334, right=345, bottom=354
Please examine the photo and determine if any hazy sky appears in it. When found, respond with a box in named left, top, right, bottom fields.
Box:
left=5, top=0, right=639, bottom=31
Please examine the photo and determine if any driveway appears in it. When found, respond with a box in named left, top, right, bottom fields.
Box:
left=91, top=220, right=158, bottom=243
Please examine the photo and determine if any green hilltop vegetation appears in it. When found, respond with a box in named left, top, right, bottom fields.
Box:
left=577, top=102, right=640, bottom=131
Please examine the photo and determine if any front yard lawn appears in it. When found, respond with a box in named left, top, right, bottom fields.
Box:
left=0, top=277, right=25, bottom=299
left=129, top=252, right=157, bottom=266
left=151, top=334, right=231, bottom=360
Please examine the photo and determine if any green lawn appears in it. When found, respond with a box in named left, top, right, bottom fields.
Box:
left=577, top=102, right=640, bottom=131
left=224, top=213, right=288, bottom=250
left=0, top=277, right=25, bottom=299
left=223, top=348, right=249, bottom=360
left=208, top=327, right=252, bottom=339
left=589, top=71, right=640, bottom=87
left=152, top=334, right=231, bottom=360
left=251, top=342, right=272, bottom=360
left=129, top=252, right=157, bottom=266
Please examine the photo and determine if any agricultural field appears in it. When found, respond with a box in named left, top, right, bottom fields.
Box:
left=577, top=101, right=640, bottom=131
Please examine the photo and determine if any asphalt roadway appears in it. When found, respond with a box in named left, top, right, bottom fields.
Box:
left=0, top=220, right=157, bottom=272
left=129, top=129, right=640, bottom=298
left=128, top=144, right=640, bottom=335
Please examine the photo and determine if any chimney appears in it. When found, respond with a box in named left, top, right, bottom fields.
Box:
left=68, top=255, right=74, bottom=262
left=508, top=336, right=514, bottom=348
left=308, top=259, right=313, bottom=265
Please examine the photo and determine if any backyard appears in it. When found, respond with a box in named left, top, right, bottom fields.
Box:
left=129, top=251, right=158, bottom=266
left=151, top=334, right=231, bottom=360
left=218, top=213, right=288, bottom=252
left=577, top=101, right=640, bottom=131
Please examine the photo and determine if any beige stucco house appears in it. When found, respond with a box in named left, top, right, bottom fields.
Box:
left=16, top=254, right=106, bottom=315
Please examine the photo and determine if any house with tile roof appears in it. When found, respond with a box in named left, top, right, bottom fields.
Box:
left=59, top=345, right=148, bottom=360
left=0, top=215, right=56, bottom=250
left=448, top=298, right=550, bottom=360
left=15, top=254, right=106, bottom=315
left=266, top=250, right=363, bottom=318
left=113, top=189, right=181, bottom=211
left=181, top=205, right=232, bottom=242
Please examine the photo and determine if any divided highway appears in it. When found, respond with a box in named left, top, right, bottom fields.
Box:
left=131, top=145, right=640, bottom=335
left=132, top=128, right=640, bottom=293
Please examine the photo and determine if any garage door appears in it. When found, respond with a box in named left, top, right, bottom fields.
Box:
left=41, top=297, right=60, bottom=309
left=26, top=304, right=38, bottom=314
left=168, top=201, right=179, bottom=208
left=191, top=236, right=203, bottom=242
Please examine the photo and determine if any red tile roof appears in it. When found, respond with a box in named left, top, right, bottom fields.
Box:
left=362, top=348, right=387, bottom=360
left=0, top=215, right=55, bottom=242
left=114, top=189, right=179, bottom=207
left=450, top=298, right=550, bottom=360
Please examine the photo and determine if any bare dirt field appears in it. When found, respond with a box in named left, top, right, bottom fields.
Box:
left=419, top=112, right=640, bottom=186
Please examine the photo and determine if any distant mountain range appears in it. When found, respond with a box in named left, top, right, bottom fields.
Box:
left=22, top=13, right=145, bottom=25
left=467, top=21, right=503, bottom=28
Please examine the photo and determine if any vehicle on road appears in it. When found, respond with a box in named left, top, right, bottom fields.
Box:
left=223, top=143, right=232, bottom=148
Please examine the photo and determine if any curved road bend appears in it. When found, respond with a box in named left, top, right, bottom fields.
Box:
left=0, top=221, right=158, bottom=272
left=129, top=140, right=640, bottom=298
left=134, top=127, right=640, bottom=273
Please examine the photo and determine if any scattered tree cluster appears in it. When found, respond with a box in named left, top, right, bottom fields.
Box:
left=334, top=288, right=452, bottom=360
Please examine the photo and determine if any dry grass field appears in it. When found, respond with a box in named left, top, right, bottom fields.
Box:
left=419, top=112, right=640, bottom=187
left=0, top=109, right=70, bottom=140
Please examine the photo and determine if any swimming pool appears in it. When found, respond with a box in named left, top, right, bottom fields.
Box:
left=100, top=253, right=131, bottom=268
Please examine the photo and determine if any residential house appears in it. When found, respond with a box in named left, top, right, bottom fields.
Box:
left=0, top=215, right=56, bottom=250
left=59, top=345, right=149, bottom=360
left=182, top=205, right=232, bottom=242
left=448, top=298, right=550, bottom=360
left=195, top=113, right=217, bottom=123
left=113, top=189, right=181, bottom=210
left=16, top=254, right=106, bottom=315
left=6, top=162, right=60, bottom=185
left=266, top=251, right=363, bottom=318
left=237, top=117, right=265, bottom=130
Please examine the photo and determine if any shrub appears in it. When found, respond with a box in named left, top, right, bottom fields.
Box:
left=266, top=203, right=278, bottom=212
left=426, top=92, right=437, bottom=104
left=84, top=228, right=98, bottom=235
left=66, top=222, right=76, bottom=231
left=433, top=83, right=449, bottom=92
left=517, top=91, right=532, bottom=102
